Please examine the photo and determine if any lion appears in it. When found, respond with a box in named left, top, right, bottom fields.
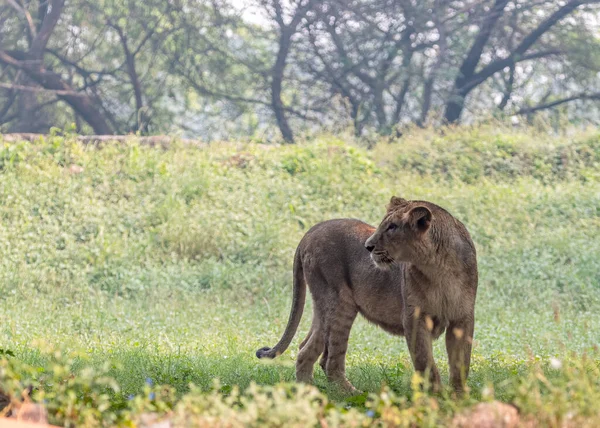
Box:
left=256, top=197, right=478, bottom=393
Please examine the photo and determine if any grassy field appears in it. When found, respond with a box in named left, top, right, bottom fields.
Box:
left=0, top=125, right=599, bottom=426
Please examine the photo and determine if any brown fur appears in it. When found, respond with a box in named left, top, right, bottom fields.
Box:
left=256, top=197, right=478, bottom=392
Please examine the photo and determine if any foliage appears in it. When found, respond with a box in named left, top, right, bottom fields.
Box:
left=1, top=1, right=600, bottom=139
left=372, top=125, right=600, bottom=184
left=0, top=126, right=598, bottom=425
left=3, top=346, right=600, bottom=426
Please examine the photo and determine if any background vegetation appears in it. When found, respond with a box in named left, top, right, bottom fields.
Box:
left=2, top=0, right=600, bottom=425
left=1, top=0, right=600, bottom=141
left=0, top=125, right=598, bottom=425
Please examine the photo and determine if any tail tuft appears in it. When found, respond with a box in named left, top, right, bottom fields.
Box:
left=256, top=346, right=276, bottom=359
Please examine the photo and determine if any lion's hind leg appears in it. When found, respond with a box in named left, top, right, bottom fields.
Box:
left=296, top=312, right=325, bottom=384
left=319, top=341, right=328, bottom=373
left=322, top=287, right=358, bottom=393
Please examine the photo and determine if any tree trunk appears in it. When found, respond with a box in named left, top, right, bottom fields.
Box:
left=0, top=51, right=113, bottom=134
left=0, top=86, right=17, bottom=122
left=125, top=48, right=145, bottom=133
left=114, top=25, right=146, bottom=133
left=420, top=2, right=447, bottom=127
left=12, top=0, right=66, bottom=132
left=445, top=0, right=586, bottom=124
left=271, top=29, right=294, bottom=144
left=419, top=77, right=435, bottom=126
left=392, top=76, right=411, bottom=126
left=14, top=82, right=38, bottom=132
left=373, top=85, right=389, bottom=134
left=0, top=0, right=113, bottom=134
left=349, top=100, right=363, bottom=137
left=497, top=64, right=515, bottom=111
left=0, top=0, right=112, bottom=134
left=444, top=86, right=470, bottom=124
left=444, top=0, right=510, bottom=123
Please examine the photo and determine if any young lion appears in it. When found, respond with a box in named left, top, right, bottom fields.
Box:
left=256, top=197, right=478, bottom=392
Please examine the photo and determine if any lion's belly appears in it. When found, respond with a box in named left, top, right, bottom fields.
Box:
left=358, top=305, right=405, bottom=336
left=351, top=272, right=406, bottom=336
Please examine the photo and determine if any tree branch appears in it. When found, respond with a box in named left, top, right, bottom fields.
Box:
left=515, top=92, right=600, bottom=115
left=456, top=0, right=510, bottom=87
left=0, top=82, right=86, bottom=96
left=0, top=97, right=61, bottom=126
left=30, top=0, right=65, bottom=57
left=6, top=0, right=37, bottom=42
left=467, top=49, right=562, bottom=91
left=0, top=49, right=113, bottom=134
left=465, top=0, right=590, bottom=91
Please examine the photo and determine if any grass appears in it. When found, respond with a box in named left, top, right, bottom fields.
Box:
left=0, top=124, right=599, bottom=426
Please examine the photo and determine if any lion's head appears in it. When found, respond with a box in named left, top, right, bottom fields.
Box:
left=364, top=196, right=434, bottom=268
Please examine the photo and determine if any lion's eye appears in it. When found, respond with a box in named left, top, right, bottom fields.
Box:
left=387, top=223, right=398, bottom=232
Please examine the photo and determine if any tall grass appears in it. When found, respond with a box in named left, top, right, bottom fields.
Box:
left=0, top=125, right=599, bottom=426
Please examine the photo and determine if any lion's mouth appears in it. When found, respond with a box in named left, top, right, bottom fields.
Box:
left=371, top=251, right=395, bottom=268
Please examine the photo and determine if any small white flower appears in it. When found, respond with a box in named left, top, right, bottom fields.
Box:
left=550, top=357, right=562, bottom=370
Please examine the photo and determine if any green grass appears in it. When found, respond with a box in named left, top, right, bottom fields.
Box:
left=0, top=125, right=599, bottom=426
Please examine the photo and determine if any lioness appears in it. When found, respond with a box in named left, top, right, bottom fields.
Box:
left=256, top=197, right=478, bottom=392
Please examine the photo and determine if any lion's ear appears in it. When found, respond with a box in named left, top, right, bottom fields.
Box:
left=408, top=206, right=432, bottom=233
left=387, top=196, right=408, bottom=210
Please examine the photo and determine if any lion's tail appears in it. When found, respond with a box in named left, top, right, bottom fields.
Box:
left=256, top=247, right=306, bottom=359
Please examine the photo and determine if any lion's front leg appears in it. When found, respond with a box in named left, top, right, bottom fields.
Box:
left=445, top=315, right=474, bottom=393
left=404, top=311, right=441, bottom=391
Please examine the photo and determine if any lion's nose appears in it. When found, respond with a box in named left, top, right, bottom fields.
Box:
left=365, top=244, right=375, bottom=253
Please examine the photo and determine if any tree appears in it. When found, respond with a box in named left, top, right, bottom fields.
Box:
left=304, top=0, right=428, bottom=135
left=444, top=0, right=600, bottom=124
left=0, top=0, right=114, bottom=134
left=263, top=0, right=316, bottom=143
left=53, top=0, right=180, bottom=134
left=2, top=0, right=600, bottom=137
left=163, top=0, right=317, bottom=143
